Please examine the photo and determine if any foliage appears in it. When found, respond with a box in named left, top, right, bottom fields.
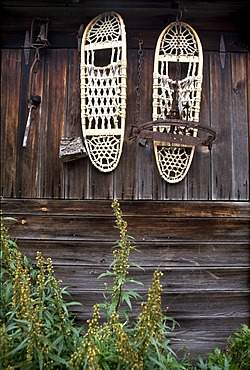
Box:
left=69, top=199, right=183, bottom=369
left=0, top=216, right=82, bottom=369
left=196, top=325, right=250, bottom=370
left=196, top=348, right=231, bottom=370
left=227, top=324, right=250, bottom=369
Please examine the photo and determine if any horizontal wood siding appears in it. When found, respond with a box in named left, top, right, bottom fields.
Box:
left=2, top=199, right=250, bottom=358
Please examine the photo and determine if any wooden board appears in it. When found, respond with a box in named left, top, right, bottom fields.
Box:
left=0, top=50, right=22, bottom=197
left=152, top=21, right=203, bottom=183
left=81, top=12, right=127, bottom=172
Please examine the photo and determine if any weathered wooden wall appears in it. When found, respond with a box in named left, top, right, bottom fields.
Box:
left=1, top=46, right=249, bottom=200
left=1, top=0, right=250, bottom=360
left=2, top=198, right=250, bottom=358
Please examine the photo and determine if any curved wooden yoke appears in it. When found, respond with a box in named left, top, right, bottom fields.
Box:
left=81, top=12, right=127, bottom=172
left=152, top=21, right=205, bottom=183
left=130, top=119, right=216, bottom=148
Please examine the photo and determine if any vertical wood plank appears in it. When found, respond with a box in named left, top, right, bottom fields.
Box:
left=16, top=49, right=32, bottom=198
left=152, top=168, right=166, bottom=200
left=114, top=49, right=137, bottom=200
left=64, top=160, right=90, bottom=199
left=166, top=180, right=188, bottom=200
left=42, top=49, right=68, bottom=198
left=0, top=50, right=22, bottom=198
left=19, top=48, right=46, bottom=198
left=136, top=49, right=154, bottom=199
left=248, top=51, right=250, bottom=162
left=188, top=52, right=212, bottom=199
left=88, top=168, right=114, bottom=199
left=63, top=49, right=90, bottom=199
left=210, top=52, right=233, bottom=200
left=231, top=53, right=249, bottom=200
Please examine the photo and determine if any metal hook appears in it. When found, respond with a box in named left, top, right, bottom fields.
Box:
left=138, top=39, right=143, bottom=48
left=28, top=47, right=41, bottom=96
left=137, top=39, right=143, bottom=58
left=176, top=9, right=183, bottom=22
left=176, top=0, right=184, bottom=22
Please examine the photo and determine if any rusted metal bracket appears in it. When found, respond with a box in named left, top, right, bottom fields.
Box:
left=23, top=17, right=50, bottom=68
left=130, top=119, right=216, bottom=149
left=30, top=17, right=50, bottom=48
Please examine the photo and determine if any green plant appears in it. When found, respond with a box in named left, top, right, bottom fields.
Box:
left=69, top=199, right=182, bottom=370
left=196, top=325, right=250, bottom=370
left=196, top=348, right=231, bottom=370
left=227, top=324, right=250, bottom=370
left=0, top=216, right=82, bottom=369
left=99, top=198, right=144, bottom=320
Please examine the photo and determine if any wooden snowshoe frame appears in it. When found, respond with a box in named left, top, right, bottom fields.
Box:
left=152, top=21, right=203, bottom=183
left=81, top=12, right=127, bottom=172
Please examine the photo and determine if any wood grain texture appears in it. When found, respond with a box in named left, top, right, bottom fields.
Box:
left=32, top=265, right=249, bottom=293
left=42, top=49, right=68, bottom=198
left=2, top=199, right=249, bottom=359
left=231, top=53, right=249, bottom=200
left=4, top=215, right=249, bottom=242
left=210, top=52, right=233, bottom=200
left=62, top=50, right=90, bottom=199
left=17, top=240, right=250, bottom=267
left=1, top=50, right=22, bottom=198
left=1, top=47, right=249, bottom=200
left=188, top=52, right=211, bottom=200
left=2, top=199, right=249, bottom=217
left=68, top=292, right=250, bottom=320
left=114, top=49, right=137, bottom=200
left=19, top=49, right=45, bottom=198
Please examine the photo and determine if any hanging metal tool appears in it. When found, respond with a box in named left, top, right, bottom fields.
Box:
left=23, top=18, right=49, bottom=147
left=23, top=95, right=41, bottom=147
left=30, top=17, right=50, bottom=48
